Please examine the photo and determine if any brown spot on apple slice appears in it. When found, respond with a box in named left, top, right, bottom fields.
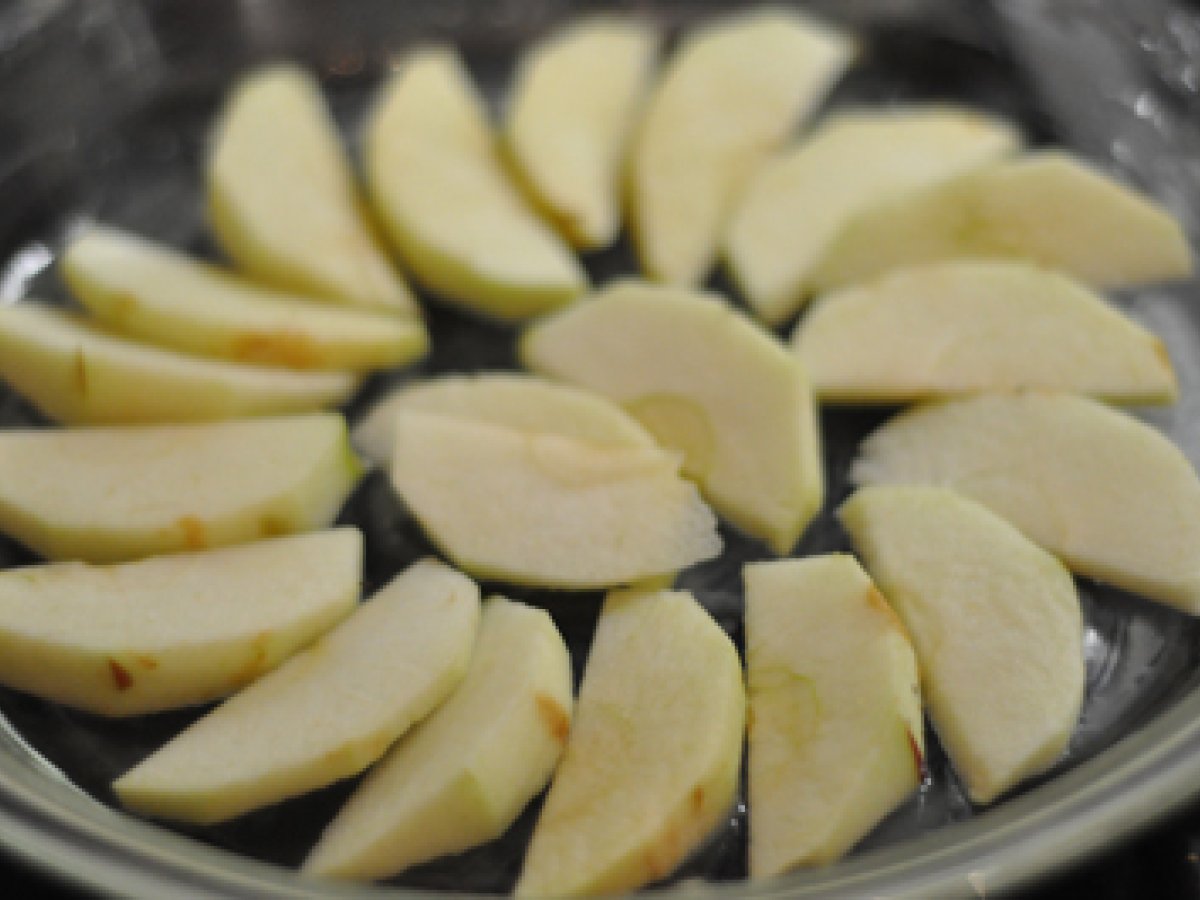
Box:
left=232, top=330, right=322, bottom=369
left=907, top=726, right=927, bottom=782
left=178, top=516, right=207, bottom=550
left=108, top=658, right=133, bottom=691
left=133, top=655, right=158, bottom=671
left=624, top=393, right=716, bottom=479
left=535, top=692, right=570, bottom=746
left=690, top=785, right=705, bottom=814
left=72, top=348, right=88, bottom=397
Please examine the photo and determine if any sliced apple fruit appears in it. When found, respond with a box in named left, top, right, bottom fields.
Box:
left=114, top=558, right=480, bottom=824
left=0, top=529, right=361, bottom=716
left=61, top=226, right=427, bottom=372
left=521, top=280, right=823, bottom=554
left=795, top=260, right=1177, bottom=404
left=813, top=152, right=1193, bottom=291
left=629, top=7, right=852, bottom=286
left=0, top=413, right=361, bottom=563
left=744, top=554, right=923, bottom=876
left=725, top=107, right=1020, bottom=324
left=840, top=485, right=1085, bottom=804
left=207, top=64, right=415, bottom=315
left=514, top=587, right=744, bottom=897
left=389, top=412, right=720, bottom=589
left=304, top=596, right=572, bottom=880
left=506, top=16, right=658, bottom=249
left=364, top=47, right=588, bottom=321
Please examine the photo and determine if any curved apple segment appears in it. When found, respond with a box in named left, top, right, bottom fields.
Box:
left=364, top=48, right=587, bottom=321
left=795, top=260, right=1176, bottom=404
left=207, top=64, right=415, bottom=315
left=304, top=597, right=572, bottom=880
left=113, top=559, right=480, bottom=824
left=840, top=486, right=1085, bottom=805
left=0, top=529, right=361, bottom=716
left=514, top=588, right=744, bottom=897
left=744, top=554, right=923, bottom=876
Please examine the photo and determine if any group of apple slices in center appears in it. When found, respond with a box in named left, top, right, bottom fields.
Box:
left=0, top=3, right=1196, bottom=896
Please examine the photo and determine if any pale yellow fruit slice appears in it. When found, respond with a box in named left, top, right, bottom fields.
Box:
left=114, top=558, right=480, bottom=824
left=0, top=529, right=361, bottom=716
left=364, top=48, right=587, bottom=321
left=852, top=393, right=1200, bottom=613
left=0, top=303, right=358, bottom=425
left=840, top=486, right=1085, bottom=804
left=61, top=226, right=427, bottom=372
left=389, top=412, right=720, bottom=589
left=725, top=107, right=1020, bottom=324
left=744, top=554, right=923, bottom=876
left=304, top=596, right=572, bottom=880
left=506, top=16, right=658, bottom=249
left=814, top=152, right=1193, bottom=290
left=0, top=413, right=361, bottom=563
left=630, top=7, right=852, bottom=286
left=515, top=587, right=744, bottom=897
left=207, top=64, right=415, bottom=314
left=521, top=280, right=823, bottom=554
left=795, top=260, right=1176, bottom=404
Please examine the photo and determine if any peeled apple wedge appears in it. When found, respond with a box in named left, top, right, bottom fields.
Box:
left=352, top=372, right=654, bottom=467
left=0, top=529, right=361, bottom=716
left=813, top=152, right=1194, bottom=291
left=304, top=597, right=572, bottom=881
left=390, top=412, right=720, bottom=589
left=0, top=413, right=361, bottom=563
left=852, top=393, right=1200, bottom=614
left=61, top=226, right=427, bottom=372
left=515, top=588, right=744, bottom=897
left=207, top=64, right=415, bottom=315
left=630, top=8, right=852, bottom=286
left=840, top=486, right=1085, bottom=804
left=114, top=558, right=480, bottom=824
left=795, top=260, right=1177, bottom=405
left=506, top=16, right=658, bottom=249
left=364, top=48, right=587, bottom=320
left=0, top=303, right=358, bottom=425
left=521, top=281, right=824, bottom=554
left=744, top=554, right=923, bottom=876
left=725, top=107, right=1020, bottom=324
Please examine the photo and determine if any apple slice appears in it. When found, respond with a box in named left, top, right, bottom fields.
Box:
left=813, top=152, right=1193, bottom=291
left=352, top=372, right=654, bottom=467
left=514, top=587, right=744, bottom=897
left=0, top=303, right=358, bottom=425
left=521, top=280, right=823, bottom=554
left=852, top=392, right=1200, bottom=614
left=304, top=596, right=572, bottom=880
left=207, top=64, right=415, bottom=315
left=0, top=529, right=361, bottom=716
left=61, top=226, right=427, bottom=372
left=113, top=558, right=480, bottom=824
left=840, top=486, right=1085, bottom=804
left=744, top=554, right=923, bottom=876
left=795, top=260, right=1177, bottom=404
left=724, top=107, right=1020, bottom=324
left=364, top=48, right=588, bottom=321
left=629, top=8, right=852, bottom=286
left=0, top=413, right=361, bottom=563
left=390, top=412, right=720, bottom=589
left=506, top=16, right=658, bottom=249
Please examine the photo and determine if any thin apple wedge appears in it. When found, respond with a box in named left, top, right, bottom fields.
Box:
left=304, top=596, right=572, bottom=881
left=207, top=64, right=415, bottom=315
left=364, top=48, right=588, bottom=321
left=840, top=486, right=1085, bottom=804
left=0, top=413, right=361, bottom=563
left=813, top=152, right=1193, bottom=291
left=630, top=7, right=852, bottom=286
left=744, top=554, right=923, bottom=876
left=113, top=558, right=480, bottom=825
left=795, top=260, right=1176, bottom=404
left=515, top=587, right=744, bottom=897
left=389, top=412, right=720, bottom=589
left=0, top=529, right=361, bottom=716
left=521, top=280, right=823, bottom=554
